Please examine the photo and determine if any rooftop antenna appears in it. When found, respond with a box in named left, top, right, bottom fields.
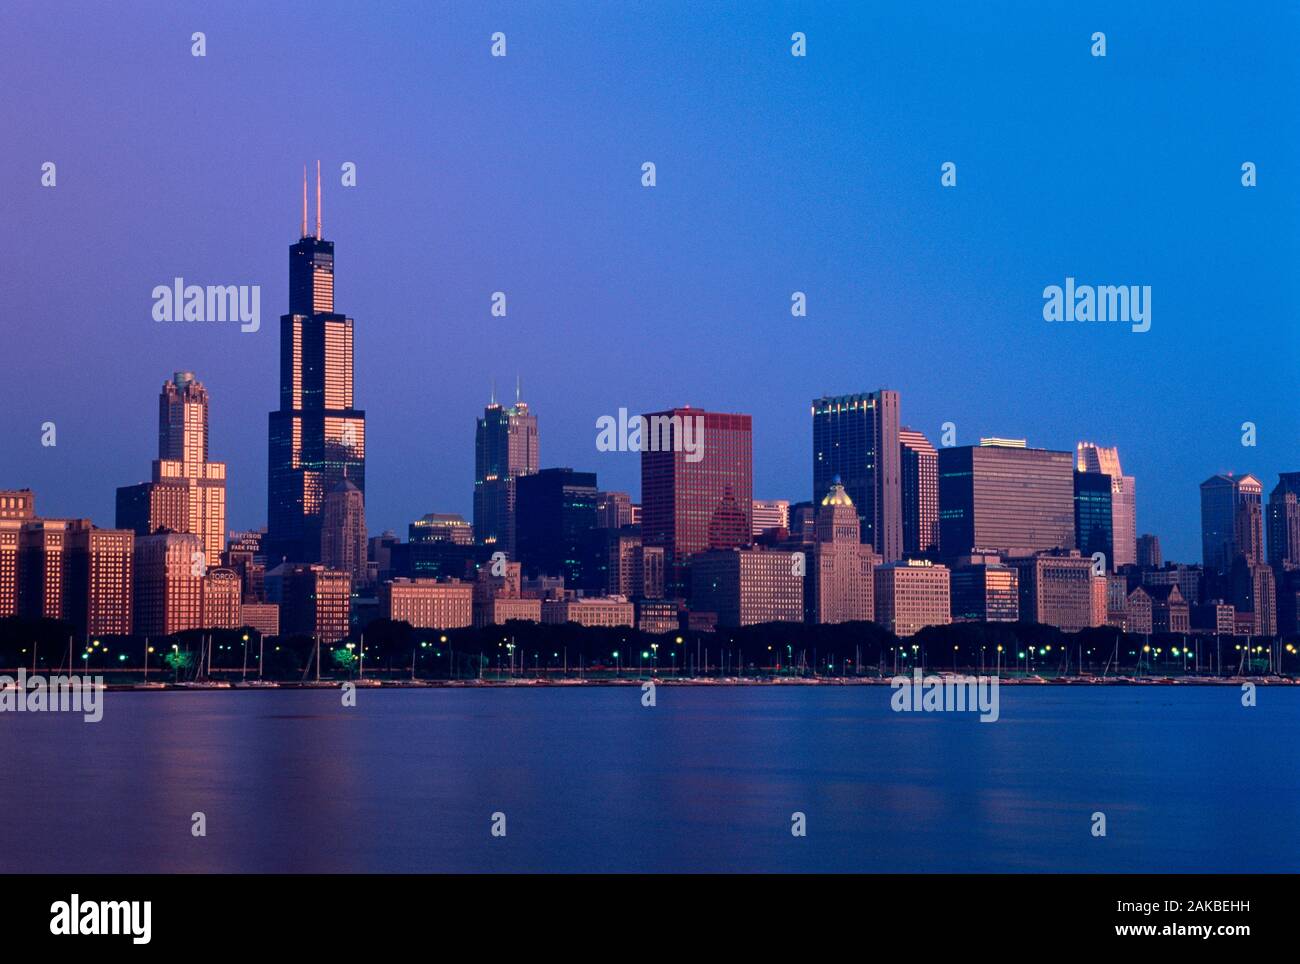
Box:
left=301, top=165, right=308, bottom=238
left=490, top=378, right=497, bottom=405
left=515, top=373, right=521, bottom=404
left=315, top=159, right=322, bottom=240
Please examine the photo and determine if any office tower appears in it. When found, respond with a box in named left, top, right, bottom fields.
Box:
left=0, top=520, right=18, bottom=616
left=268, top=563, right=351, bottom=644
left=1267, top=473, right=1300, bottom=568
left=380, top=578, right=473, bottom=629
left=14, top=519, right=67, bottom=619
left=898, top=427, right=938, bottom=556
left=267, top=167, right=366, bottom=564
left=515, top=468, right=598, bottom=587
left=691, top=547, right=804, bottom=627
left=473, top=385, right=539, bottom=559
left=593, top=528, right=664, bottom=599
left=1146, top=584, right=1191, bottom=634
left=641, top=407, right=753, bottom=595
left=937, top=442, right=1075, bottom=559
left=595, top=491, right=634, bottom=529
left=1275, top=567, right=1300, bottom=636
left=132, top=530, right=204, bottom=636
left=873, top=560, right=951, bottom=637
left=1200, top=473, right=1264, bottom=573
left=200, top=568, right=243, bottom=629
left=320, top=475, right=367, bottom=583
left=810, top=480, right=876, bottom=624
left=950, top=553, right=1019, bottom=622
left=1136, top=533, right=1162, bottom=569
left=1073, top=470, right=1114, bottom=566
left=409, top=513, right=474, bottom=546
left=1076, top=442, right=1137, bottom=567
left=117, top=372, right=227, bottom=568
left=812, top=390, right=902, bottom=560
left=1231, top=556, right=1277, bottom=636
left=63, top=520, right=133, bottom=638
left=752, top=499, right=790, bottom=537
left=1008, top=550, right=1104, bottom=632
left=0, top=490, right=35, bottom=520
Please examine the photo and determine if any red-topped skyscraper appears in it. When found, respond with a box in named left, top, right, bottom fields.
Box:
left=267, top=163, right=366, bottom=564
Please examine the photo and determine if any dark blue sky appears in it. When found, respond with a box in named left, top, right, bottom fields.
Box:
left=2, top=1, right=1296, bottom=563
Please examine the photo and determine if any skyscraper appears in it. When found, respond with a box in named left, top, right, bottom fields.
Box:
left=1136, top=533, right=1162, bottom=569
left=1073, top=469, right=1114, bottom=566
left=812, top=390, right=902, bottom=560
left=116, top=372, right=227, bottom=567
left=937, top=441, right=1075, bottom=560
left=641, top=407, right=752, bottom=595
left=132, top=530, right=203, bottom=637
left=810, top=480, right=876, bottom=624
left=473, top=385, right=539, bottom=558
left=320, top=475, right=367, bottom=584
left=515, top=467, right=598, bottom=587
left=267, top=165, right=366, bottom=564
left=1076, top=442, right=1137, bottom=568
left=898, top=426, right=938, bottom=556
left=1200, top=473, right=1263, bottom=574
left=1266, top=472, right=1300, bottom=569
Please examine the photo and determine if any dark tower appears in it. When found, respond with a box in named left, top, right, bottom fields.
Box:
left=266, top=163, right=366, bottom=564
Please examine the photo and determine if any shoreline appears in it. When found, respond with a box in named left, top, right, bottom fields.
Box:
left=68, top=674, right=1300, bottom=692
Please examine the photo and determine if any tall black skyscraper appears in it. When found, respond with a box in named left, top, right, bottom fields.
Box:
left=515, top=467, right=597, bottom=588
left=473, top=382, right=539, bottom=558
left=812, top=390, right=902, bottom=560
left=266, top=164, right=366, bottom=564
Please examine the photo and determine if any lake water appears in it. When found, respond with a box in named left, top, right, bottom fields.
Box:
left=1, top=686, right=1296, bottom=873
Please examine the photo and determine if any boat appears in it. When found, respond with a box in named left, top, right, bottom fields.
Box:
left=233, top=679, right=279, bottom=688
left=132, top=681, right=169, bottom=690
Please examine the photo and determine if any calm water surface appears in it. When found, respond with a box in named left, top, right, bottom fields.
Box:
left=1, top=686, right=1296, bottom=872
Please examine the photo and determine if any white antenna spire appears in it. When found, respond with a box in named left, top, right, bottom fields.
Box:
left=315, top=159, right=322, bottom=240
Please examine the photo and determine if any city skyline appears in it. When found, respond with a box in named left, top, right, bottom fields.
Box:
left=2, top=4, right=1297, bottom=565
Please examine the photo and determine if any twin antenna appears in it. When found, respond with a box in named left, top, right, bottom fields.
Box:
left=301, top=161, right=322, bottom=240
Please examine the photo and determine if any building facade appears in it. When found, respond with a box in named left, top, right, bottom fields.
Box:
left=641, top=408, right=753, bottom=595
left=691, top=548, right=803, bottom=627
left=812, top=390, right=902, bottom=561
left=811, top=481, right=876, bottom=624
left=938, top=441, right=1075, bottom=560
left=380, top=578, right=473, bottom=629
left=899, top=426, right=938, bottom=557
left=873, top=560, right=951, bottom=637
left=473, top=391, right=539, bottom=558
left=1076, top=442, right=1137, bottom=568
left=117, top=372, right=227, bottom=568
left=267, top=172, right=366, bottom=564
